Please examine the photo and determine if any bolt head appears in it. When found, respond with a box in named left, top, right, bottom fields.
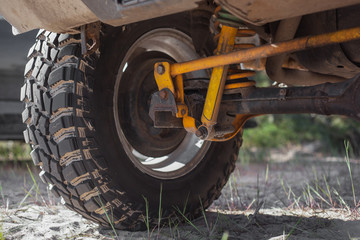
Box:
left=157, top=64, right=165, bottom=75
left=195, top=130, right=203, bottom=138
left=195, top=126, right=208, bottom=139
left=159, top=90, right=168, bottom=100
left=181, top=109, right=186, bottom=116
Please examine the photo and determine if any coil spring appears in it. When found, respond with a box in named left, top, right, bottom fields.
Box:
left=214, top=6, right=256, bottom=91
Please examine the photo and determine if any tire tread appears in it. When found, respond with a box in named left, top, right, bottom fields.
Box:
left=22, top=26, right=242, bottom=230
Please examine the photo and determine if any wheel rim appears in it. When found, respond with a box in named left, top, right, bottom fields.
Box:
left=113, top=28, right=211, bottom=180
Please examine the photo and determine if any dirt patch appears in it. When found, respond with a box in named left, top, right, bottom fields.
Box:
left=2, top=206, right=359, bottom=240
left=1, top=149, right=360, bottom=239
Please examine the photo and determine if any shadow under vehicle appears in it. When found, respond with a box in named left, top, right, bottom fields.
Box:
left=0, top=0, right=360, bottom=231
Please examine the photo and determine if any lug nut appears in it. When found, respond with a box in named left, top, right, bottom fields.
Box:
left=157, top=64, right=165, bottom=75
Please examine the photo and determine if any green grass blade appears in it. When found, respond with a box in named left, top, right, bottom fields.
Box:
left=157, top=183, right=163, bottom=238
left=18, top=184, right=35, bottom=208
left=221, top=231, right=229, bottom=240
left=97, top=194, right=118, bottom=239
left=309, top=185, right=330, bottom=206
left=142, top=195, right=150, bottom=238
left=198, top=197, right=210, bottom=234
left=182, top=192, right=190, bottom=214
left=173, top=206, right=202, bottom=235
left=286, top=217, right=303, bottom=240
left=344, top=140, right=357, bottom=207
left=26, top=164, right=40, bottom=195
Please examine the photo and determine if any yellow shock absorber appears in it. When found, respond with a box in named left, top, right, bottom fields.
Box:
left=199, top=25, right=238, bottom=138
left=213, top=28, right=257, bottom=141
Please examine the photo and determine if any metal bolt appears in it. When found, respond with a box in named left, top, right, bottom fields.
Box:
left=181, top=109, right=186, bottom=116
left=279, top=88, right=286, bottom=101
left=159, top=89, right=168, bottom=100
left=195, top=130, right=203, bottom=138
left=195, top=126, right=208, bottom=139
left=157, top=64, right=165, bottom=75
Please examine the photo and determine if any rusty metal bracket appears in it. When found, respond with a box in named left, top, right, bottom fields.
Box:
left=80, top=22, right=101, bottom=55
left=153, top=63, right=198, bottom=132
left=149, top=88, right=178, bottom=124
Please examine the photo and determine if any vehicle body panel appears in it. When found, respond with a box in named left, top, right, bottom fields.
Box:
left=0, top=0, right=97, bottom=33
left=219, top=0, right=360, bottom=25
left=0, top=0, right=199, bottom=33
left=1, top=0, right=360, bottom=33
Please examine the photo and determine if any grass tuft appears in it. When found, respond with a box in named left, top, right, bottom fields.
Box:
left=0, top=183, right=5, bottom=208
left=344, top=140, right=358, bottom=208
left=19, top=165, right=48, bottom=208
left=173, top=205, right=203, bottom=235
left=96, top=194, right=118, bottom=239
left=157, top=183, right=163, bottom=238
left=286, top=217, right=303, bottom=240
left=142, top=195, right=150, bottom=238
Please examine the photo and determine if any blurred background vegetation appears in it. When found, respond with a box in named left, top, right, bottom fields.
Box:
left=241, top=72, right=360, bottom=158
left=242, top=114, right=360, bottom=156
left=0, top=141, right=31, bottom=161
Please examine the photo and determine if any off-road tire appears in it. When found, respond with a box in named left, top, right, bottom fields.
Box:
left=21, top=13, right=242, bottom=230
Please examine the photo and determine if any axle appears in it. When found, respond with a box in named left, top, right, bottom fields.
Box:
left=224, top=74, right=360, bottom=119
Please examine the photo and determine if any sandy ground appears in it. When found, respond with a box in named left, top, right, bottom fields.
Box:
left=1, top=145, right=360, bottom=239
